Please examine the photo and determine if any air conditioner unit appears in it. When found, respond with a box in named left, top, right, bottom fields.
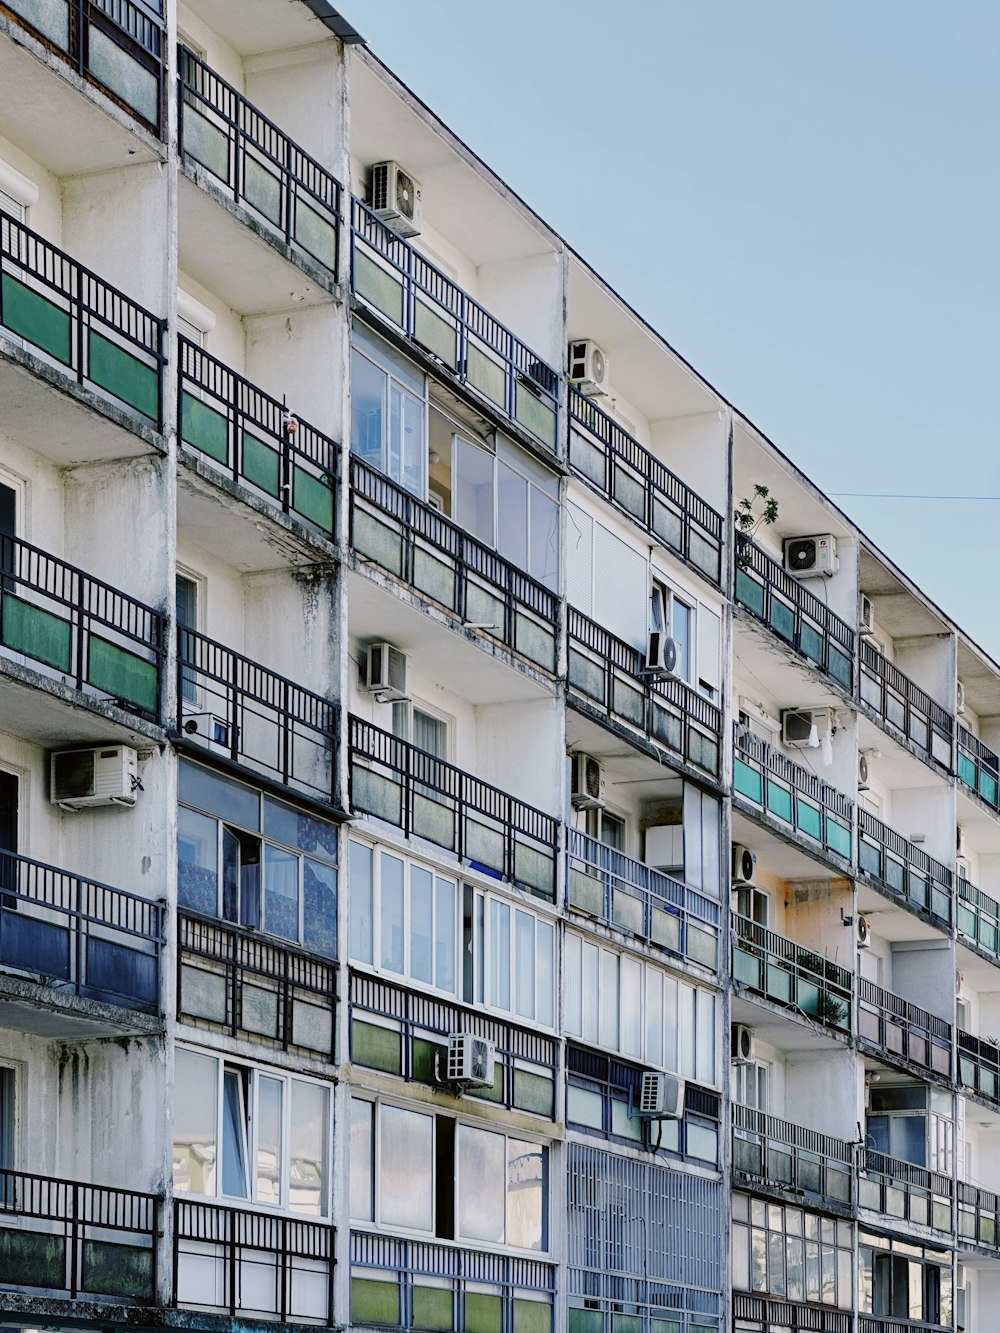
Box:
left=567, top=339, right=610, bottom=397
left=858, top=753, right=871, bottom=791
left=638, top=1070, right=685, bottom=1119
left=447, top=1032, right=496, bottom=1088
left=181, top=711, right=230, bottom=754
left=957, top=825, right=968, bottom=858
left=731, top=1023, right=756, bottom=1065
left=732, top=843, right=756, bottom=886
left=370, top=160, right=422, bottom=237
left=857, top=914, right=872, bottom=950
left=782, top=707, right=830, bottom=750
left=50, top=746, right=138, bottom=810
left=783, top=534, right=839, bottom=578
left=859, top=594, right=874, bottom=635
left=365, top=642, right=409, bottom=702
left=956, top=680, right=967, bottom=716
left=571, top=752, right=606, bottom=810
left=646, top=631, right=681, bottom=680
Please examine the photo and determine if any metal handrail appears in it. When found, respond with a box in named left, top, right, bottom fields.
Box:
left=859, top=639, right=953, bottom=767
left=957, top=874, right=1000, bottom=958
left=731, top=911, right=852, bottom=1032
left=857, top=807, right=952, bottom=926
left=957, top=722, right=1000, bottom=812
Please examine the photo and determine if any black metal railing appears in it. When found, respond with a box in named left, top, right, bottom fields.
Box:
left=735, top=1296, right=851, bottom=1333
left=178, top=47, right=341, bottom=276
left=178, top=913, right=336, bottom=1059
left=568, top=386, right=723, bottom=586
left=351, top=197, right=559, bottom=452
left=733, top=723, right=854, bottom=861
left=0, top=1167, right=158, bottom=1302
left=174, top=1199, right=333, bottom=1323
left=958, top=1029, right=1000, bottom=1107
left=349, top=715, right=558, bottom=900
left=857, top=979, right=952, bottom=1080
left=859, top=1320, right=950, bottom=1333
left=1, top=208, right=165, bottom=426
left=857, top=808, right=953, bottom=928
left=351, top=1231, right=555, bottom=1331
left=568, top=608, right=723, bottom=779
left=957, top=876, right=1000, bottom=961
left=859, top=641, right=953, bottom=771
left=858, top=1149, right=953, bottom=1235
left=565, top=827, right=720, bottom=971
left=2, top=0, right=165, bottom=131
left=958, top=1180, right=999, bottom=1250
left=0, top=532, right=163, bottom=718
left=179, top=337, right=339, bottom=538
left=957, top=723, right=1000, bottom=813
left=734, top=535, right=855, bottom=690
left=350, top=456, right=558, bottom=673
left=0, top=848, right=161, bottom=1011
left=732, top=1105, right=853, bottom=1207
left=176, top=629, right=338, bottom=805
left=351, top=970, right=556, bottom=1117
left=732, top=912, right=852, bottom=1032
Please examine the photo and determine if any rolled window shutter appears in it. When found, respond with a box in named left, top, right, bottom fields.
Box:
left=697, top=603, right=721, bottom=692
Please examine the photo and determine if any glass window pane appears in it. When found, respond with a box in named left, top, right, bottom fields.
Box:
left=180, top=759, right=260, bottom=830
left=178, top=806, right=218, bottom=916
left=497, top=461, right=528, bottom=570
left=454, top=437, right=495, bottom=545
left=515, top=910, right=535, bottom=1020
left=264, top=844, right=299, bottom=942
left=672, top=599, right=691, bottom=681
left=507, top=1139, right=545, bottom=1251
left=678, top=983, right=696, bottom=1077
left=411, top=865, right=434, bottom=984
left=662, top=974, right=677, bottom=1071
left=380, top=1106, right=433, bottom=1231
left=174, top=1048, right=218, bottom=1196
left=350, top=1099, right=374, bottom=1222
left=564, top=933, right=582, bottom=1036
left=645, top=968, right=664, bottom=1068
left=350, top=348, right=386, bottom=469
left=435, top=877, right=456, bottom=994
left=349, top=841, right=374, bottom=965
left=537, top=921, right=554, bottom=1028
left=380, top=853, right=405, bottom=974
left=598, top=949, right=619, bottom=1051
left=264, top=798, right=338, bottom=863
left=528, top=487, right=559, bottom=590
left=401, top=385, right=426, bottom=498
left=621, top=956, right=642, bottom=1059
left=290, top=1081, right=329, bottom=1217
left=412, top=708, right=448, bottom=759
left=255, top=1075, right=283, bottom=1207
left=697, top=990, right=716, bottom=1085
left=303, top=859, right=337, bottom=959
left=458, top=1125, right=505, bottom=1244
left=490, top=899, right=510, bottom=1011
left=581, top=940, right=599, bottom=1044
left=222, top=1069, right=249, bottom=1199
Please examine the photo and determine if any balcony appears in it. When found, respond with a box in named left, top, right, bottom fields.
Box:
left=1, top=209, right=165, bottom=446
left=348, top=715, right=558, bottom=900
left=178, top=46, right=339, bottom=279
left=957, top=875, right=1000, bottom=961
left=859, top=642, right=953, bottom=772
left=733, top=725, right=853, bottom=864
left=857, top=809, right=952, bottom=929
left=857, top=979, right=952, bottom=1080
left=351, top=198, right=559, bottom=454
left=860, top=1321, right=949, bottom=1333
left=350, top=456, right=558, bottom=674
left=958, top=723, right=1000, bottom=814
left=351, top=1231, right=555, bottom=1333
left=735, top=1296, right=850, bottom=1333
left=177, top=913, right=335, bottom=1060
left=567, top=387, right=723, bottom=587
left=0, top=532, right=162, bottom=724
left=350, top=970, right=557, bottom=1119
left=958, top=1180, right=999, bottom=1251
left=0, top=1168, right=158, bottom=1304
left=958, top=1029, right=1000, bottom=1107
left=565, top=827, right=720, bottom=972
left=176, top=628, right=339, bottom=807
left=858, top=1150, right=953, bottom=1236
left=0, top=848, right=161, bottom=1023
left=734, top=536, right=854, bottom=691
left=732, top=1105, right=853, bottom=1208
left=174, top=1199, right=333, bottom=1325
left=2, top=0, right=164, bottom=133
left=732, top=913, right=852, bottom=1034
left=568, top=609, right=723, bottom=780
left=179, top=337, right=338, bottom=540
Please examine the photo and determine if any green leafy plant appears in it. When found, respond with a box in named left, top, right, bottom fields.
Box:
left=735, top=483, right=779, bottom=541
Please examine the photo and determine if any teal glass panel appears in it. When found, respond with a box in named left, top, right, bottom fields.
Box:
left=734, top=567, right=765, bottom=617
left=292, top=467, right=335, bottom=533
left=980, top=770, right=999, bottom=807
left=768, top=598, right=795, bottom=642
left=87, top=635, right=158, bottom=714
left=829, top=644, right=853, bottom=688
left=800, top=621, right=823, bottom=664
left=89, top=331, right=158, bottom=419
left=958, top=751, right=977, bottom=788
left=734, top=758, right=763, bottom=805
left=181, top=390, right=228, bottom=462
left=2, top=594, right=71, bottom=671
left=796, top=798, right=822, bottom=840
left=242, top=431, right=281, bottom=498
left=1, top=273, right=71, bottom=363
left=827, top=818, right=852, bottom=859
left=765, top=779, right=793, bottom=823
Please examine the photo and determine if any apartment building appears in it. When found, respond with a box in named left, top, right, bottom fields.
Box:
left=0, top=4, right=993, bottom=1333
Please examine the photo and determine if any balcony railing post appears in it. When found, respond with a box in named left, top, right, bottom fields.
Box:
left=75, top=871, right=84, bottom=998
left=69, top=1179, right=80, bottom=1298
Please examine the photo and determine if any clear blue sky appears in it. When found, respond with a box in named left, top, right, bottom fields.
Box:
left=338, top=1, right=1000, bottom=657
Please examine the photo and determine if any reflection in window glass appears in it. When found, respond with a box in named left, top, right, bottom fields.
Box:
left=350, top=1099, right=373, bottom=1222
left=178, top=806, right=218, bottom=916
left=380, top=1105, right=433, bottom=1232
left=380, top=853, right=405, bottom=974
left=458, top=1125, right=505, bottom=1244
left=174, top=1048, right=218, bottom=1196
left=507, top=1139, right=545, bottom=1251
left=490, top=899, right=510, bottom=1011
left=291, top=1080, right=328, bottom=1217
left=351, top=347, right=386, bottom=469
left=515, top=910, right=535, bottom=1021
left=256, top=1075, right=283, bottom=1206
left=222, top=1069, right=249, bottom=1199
left=436, top=879, right=456, bottom=994
left=455, top=437, right=495, bottom=545
left=529, top=487, right=559, bottom=589
left=410, top=865, right=434, bottom=984
left=497, top=461, right=528, bottom=569
left=264, top=844, right=298, bottom=942
left=349, top=841, right=374, bottom=965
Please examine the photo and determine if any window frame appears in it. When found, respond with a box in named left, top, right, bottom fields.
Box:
left=351, top=336, right=429, bottom=499
left=465, top=883, right=557, bottom=1031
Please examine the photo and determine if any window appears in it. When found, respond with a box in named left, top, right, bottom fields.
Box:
left=0, top=1064, right=15, bottom=1169
left=735, top=885, right=769, bottom=928
left=173, top=1047, right=331, bottom=1215
left=585, top=806, right=626, bottom=852
left=177, top=760, right=338, bottom=958
left=350, top=1098, right=547, bottom=1252
left=0, top=768, right=16, bottom=857
left=392, top=700, right=449, bottom=759
left=859, top=1229, right=952, bottom=1324
left=351, top=328, right=427, bottom=498
left=176, top=569, right=201, bottom=703
left=461, top=884, right=555, bottom=1028
left=732, top=1194, right=852, bottom=1307
left=652, top=581, right=692, bottom=684
left=867, top=1083, right=954, bottom=1173
left=732, top=1061, right=769, bottom=1112
left=564, top=934, right=717, bottom=1084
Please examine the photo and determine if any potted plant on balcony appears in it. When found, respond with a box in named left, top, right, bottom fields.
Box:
left=734, top=484, right=779, bottom=570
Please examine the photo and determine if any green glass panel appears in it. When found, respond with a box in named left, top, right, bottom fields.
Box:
left=413, top=1037, right=445, bottom=1085
left=184, top=105, right=229, bottom=181
left=354, top=250, right=404, bottom=325
left=513, top=1298, right=551, bottom=1333
left=829, top=645, right=853, bottom=688
left=958, top=752, right=977, bottom=788
left=466, top=1292, right=504, bottom=1333
left=242, top=431, right=280, bottom=498
left=800, top=621, right=823, bottom=664
left=0, top=1228, right=65, bottom=1289
left=468, top=1062, right=504, bottom=1106
left=352, top=1276, right=401, bottom=1325
left=734, top=946, right=762, bottom=988
left=88, top=635, right=158, bottom=714
left=1, top=272, right=71, bottom=363
left=735, top=567, right=765, bottom=617
left=244, top=154, right=282, bottom=227
left=81, top=1239, right=153, bottom=1300
left=734, top=758, right=763, bottom=805
left=513, top=1068, right=554, bottom=1118
left=292, top=466, right=335, bottom=533
left=827, top=817, right=852, bottom=858
left=569, top=1311, right=603, bottom=1333
left=765, top=779, right=793, bottom=823
left=352, top=1019, right=401, bottom=1074
left=413, top=1284, right=454, bottom=1331
left=89, top=331, right=158, bottom=419
left=613, top=464, right=645, bottom=520
left=612, top=677, right=644, bottom=726
left=651, top=1321, right=682, bottom=1333
left=613, top=1317, right=642, bottom=1333
left=766, top=962, right=793, bottom=1004
left=516, top=386, right=556, bottom=449
left=982, top=771, right=999, bottom=806
left=351, top=764, right=403, bottom=827
left=294, top=198, right=337, bottom=271
left=568, top=868, right=604, bottom=916
left=769, top=598, right=794, bottom=641
left=2, top=594, right=71, bottom=671
left=353, top=508, right=403, bottom=576
left=514, top=842, right=555, bottom=900
left=181, top=390, right=229, bottom=463
left=568, top=648, right=605, bottom=701
left=796, top=798, right=822, bottom=840
left=514, top=614, right=556, bottom=672
left=467, top=344, right=506, bottom=407
left=415, top=300, right=458, bottom=367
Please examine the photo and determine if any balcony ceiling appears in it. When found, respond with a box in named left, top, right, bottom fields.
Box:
left=854, top=885, right=952, bottom=944
left=731, top=993, right=845, bottom=1054
left=0, top=664, right=159, bottom=750
left=731, top=807, right=845, bottom=883
left=857, top=713, right=948, bottom=793
left=565, top=708, right=687, bottom=806
left=958, top=639, right=1000, bottom=721
left=734, top=424, right=856, bottom=544
left=955, top=937, right=1000, bottom=995
left=859, top=547, right=949, bottom=638
left=956, top=785, right=1000, bottom=855
left=183, top=0, right=332, bottom=56
left=733, top=616, right=850, bottom=714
